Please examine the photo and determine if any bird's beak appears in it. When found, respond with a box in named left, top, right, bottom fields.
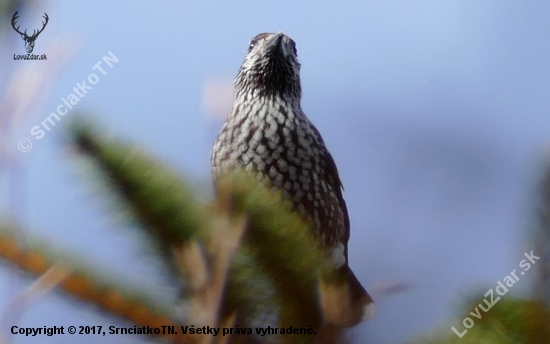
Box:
left=266, top=32, right=289, bottom=58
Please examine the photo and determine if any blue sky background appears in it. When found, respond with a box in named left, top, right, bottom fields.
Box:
left=1, top=0, right=550, bottom=343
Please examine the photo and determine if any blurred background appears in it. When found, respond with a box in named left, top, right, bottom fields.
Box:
left=1, top=0, right=550, bottom=343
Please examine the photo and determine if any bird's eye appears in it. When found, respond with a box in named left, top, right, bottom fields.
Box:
left=248, top=40, right=256, bottom=53
left=291, top=41, right=297, bottom=55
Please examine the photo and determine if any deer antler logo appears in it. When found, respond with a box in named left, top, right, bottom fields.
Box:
left=11, top=11, right=49, bottom=54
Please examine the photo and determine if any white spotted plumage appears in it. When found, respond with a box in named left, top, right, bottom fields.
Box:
left=211, top=32, right=349, bottom=269
left=210, top=32, right=376, bottom=324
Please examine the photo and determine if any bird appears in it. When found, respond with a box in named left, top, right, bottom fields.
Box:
left=210, top=32, right=374, bottom=327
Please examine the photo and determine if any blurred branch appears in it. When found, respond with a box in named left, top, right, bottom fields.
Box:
left=0, top=224, right=182, bottom=342
left=67, top=117, right=346, bottom=343
left=0, top=113, right=373, bottom=343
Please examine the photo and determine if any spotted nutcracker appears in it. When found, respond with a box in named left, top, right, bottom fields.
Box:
left=211, top=32, right=374, bottom=327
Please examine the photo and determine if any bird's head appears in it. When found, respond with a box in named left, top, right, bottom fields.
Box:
left=235, top=32, right=302, bottom=100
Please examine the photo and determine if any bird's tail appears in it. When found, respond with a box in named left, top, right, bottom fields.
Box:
left=319, top=265, right=375, bottom=328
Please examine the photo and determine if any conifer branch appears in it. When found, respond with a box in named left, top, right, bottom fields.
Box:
left=66, top=118, right=349, bottom=343
left=0, top=226, right=186, bottom=342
